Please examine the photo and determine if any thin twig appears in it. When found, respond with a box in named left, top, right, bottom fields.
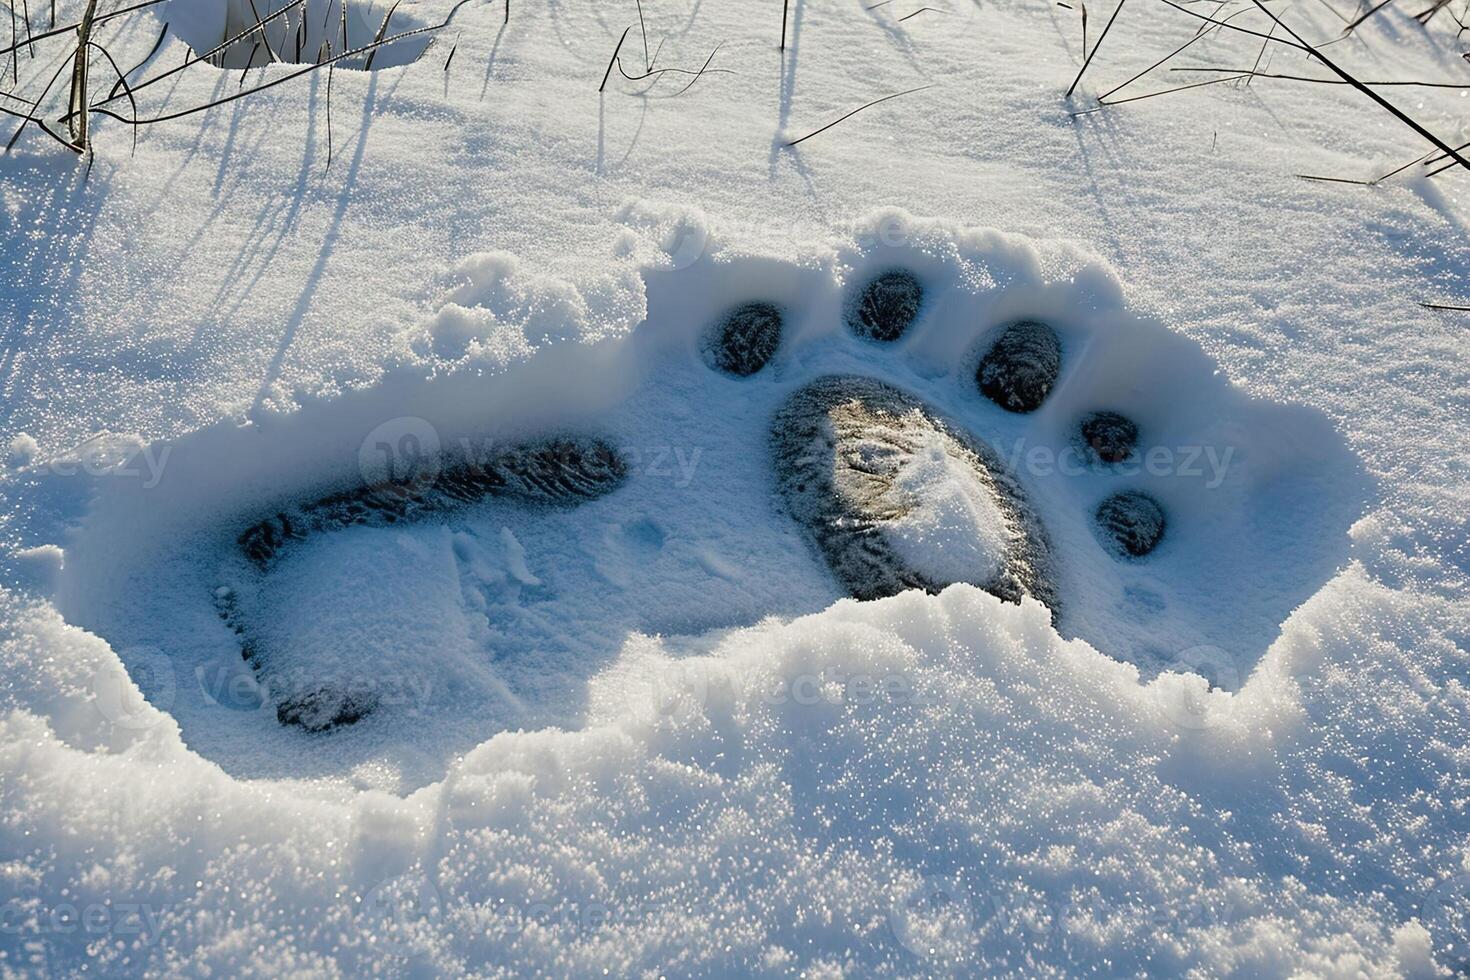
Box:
left=600, top=26, right=629, bottom=91
left=0, top=99, right=74, bottom=149
left=5, top=44, right=69, bottom=151
left=362, top=0, right=401, bottom=71
left=109, top=20, right=167, bottom=99
left=67, top=0, right=97, bottom=149
left=1173, top=66, right=1470, bottom=87
left=1067, top=0, right=1125, bottom=96
left=674, top=44, right=717, bottom=94
left=111, top=0, right=310, bottom=100
left=785, top=83, right=932, bottom=146
left=86, top=39, right=138, bottom=153
left=1344, top=0, right=1398, bottom=30
left=75, top=7, right=470, bottom=126
left=0, top=0, right=166, bottom=58
left=324, top=45, right=335, bottom=171
left=636, top=0, right=650, bottom=68
left=1092, top=72, right=1249, bottom=108
left=246, top=0, right=278, bottom=64
left=1252, top=0, right=1470, bottom=172
left=20, top=0, right=32, bottom=59
left=240, top=42, right=260, bottom=84
left=615, top=44, right=731, bottom=83
left=1097, top=8, right=1249, bottom=102
left=1297, top=172, right=1376, bottom=183
left=1245, top=17, right=1276, bottom=85
left=1154, top=0, right=1309, bottom=53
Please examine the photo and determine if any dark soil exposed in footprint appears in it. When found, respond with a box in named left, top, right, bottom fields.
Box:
left=848, top=270, right=923, bottom=342
left=239, top=437, right=627, bottom=570
left=278, top=685, right=377, bottom=734
left=976, top=320, right=1062, bottom=414
left=1079, top=411, right=1139, bottom=464
left=703, top=302, right=783, bottom=376
left=1095, top=490, right=1166, bottom=558
left=771, top=375, right=1058, bottom=619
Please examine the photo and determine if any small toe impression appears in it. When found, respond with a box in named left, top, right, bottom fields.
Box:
left=848, top=269, right=923, bottom=342
left=771, top=375, right=1058, bottom=618
left=976, top=320, right=1062, bottom=414
left=276, top=686, right=378, bottom=733
left=1079, top=411, right=1139, bottom=464
left=1095, top=490, right=1166, bottom=559
left=704, top=301, right=783, bottom=376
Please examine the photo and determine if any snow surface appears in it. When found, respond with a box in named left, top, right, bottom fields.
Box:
left=1, top=0, right=1469, bottom=973
left=881, top=428, right=1016, bottom=587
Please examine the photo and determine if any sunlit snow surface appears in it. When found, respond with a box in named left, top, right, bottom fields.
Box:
left=1, top=0, right=1469, bottom=972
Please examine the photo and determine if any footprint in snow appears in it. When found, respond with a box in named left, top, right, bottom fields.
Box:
left=53, top=220, right=1368, bottom=787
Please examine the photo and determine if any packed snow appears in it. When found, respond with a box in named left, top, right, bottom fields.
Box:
left=1, top=0, right=1468, bottom=973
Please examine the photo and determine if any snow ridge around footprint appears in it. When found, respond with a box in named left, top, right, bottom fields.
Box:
left=52, top=211, right=1368, bottom=790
